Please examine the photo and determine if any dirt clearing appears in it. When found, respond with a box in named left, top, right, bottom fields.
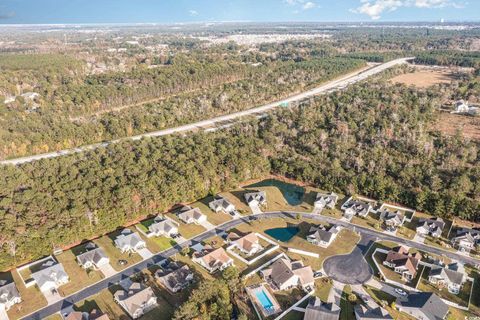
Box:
left=432, top=112, right=480, bottom=141
left=390, top=69, right=458, bottom=88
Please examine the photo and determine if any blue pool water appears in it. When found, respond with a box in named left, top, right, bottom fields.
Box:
left=265, top=227, right=299, bottom=242
left=246, top=179, right=305, bottom=205
left=256, top=289, right=274, bottom=309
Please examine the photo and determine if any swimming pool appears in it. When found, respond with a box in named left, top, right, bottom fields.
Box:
left=255, top=288, right=274, bottom=310
left=264, top=227, right=299, bottom=242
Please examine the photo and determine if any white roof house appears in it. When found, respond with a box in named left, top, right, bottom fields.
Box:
left=452, top=100, right=478, bottom=115
left=209, top=196, right=235, bottom=213
left=379, top=208, right=405, bottom=229
left=114, top=229, right=146, bottom=253
left=451, top=228, right=480, bottom=253
left=177, top=206, right=207, bottom=225
left=307, top=224, right=340, bottom=248
left=30, top=260, right=69, bottom=293
left=0, top=280, right=21, bottom=311
left=76, top=243, right=110, bottom=269
left=148, top=217, right=178, bottom=238
left=244, top=191, right=267, bottom=206
left=341, top=197, right=372, bottom=219
left=20, top=92, right=40, bottom=100
left=416, top=218, right=445, bottom=238
left=314, top=192, right=338, bottom=210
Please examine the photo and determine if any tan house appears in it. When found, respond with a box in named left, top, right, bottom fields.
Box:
left=192, top=246, right=234, bottom=273
left=114, top=283, right=157, bottom=319
left=227, top=232, right=263, bottom=256
left=261, top=257, right=314, bottom=291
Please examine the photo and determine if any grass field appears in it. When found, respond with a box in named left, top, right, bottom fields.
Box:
left=433, top=112, right=480, bottom=141
left=390, top=69, right=457, bottom=88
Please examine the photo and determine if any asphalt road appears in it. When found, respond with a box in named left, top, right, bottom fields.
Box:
left=2, top=57, right=413, bottom=166
left=23, top=209, right=478, bottom=320
left=323, top=234, right=374, bottom=285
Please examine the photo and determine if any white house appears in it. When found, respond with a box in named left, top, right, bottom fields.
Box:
left=227, top=232, right=263, bottom=256
left=155, top=263, right=195, bottom=293
left=379, top=208, right=405, bottom=230
left=30, top=259, right=69, bottom=293
left=177, top=206, right=207, bottom=225
left=76, top=243, right=110, bottom=270
left=114, top=229, right=146, bottom=253
left=314, top=192, right=338, bottom=210
left=261, top=257, right=314, bottom=291
left=0, top=280, right=21, bottom=311
left=451, top=228, right=480, bottom=253
left=148, top=217, right=178, bottom=238
left=306, top=224, right=340, bottom=248
left=244, top=191, right=267, bottom=207
left=452, top=100, right=478, bottom=115
left=428, top=266, right=466, bottom=294
left=209, top=196, right=236, bottom=214
left=192, top=246, right=234, bottom=273
left=416, top=217, right=445, bottom=238
left=114, top=283, right=157, bottom=319
left=341, top=197, right=372, bottom=219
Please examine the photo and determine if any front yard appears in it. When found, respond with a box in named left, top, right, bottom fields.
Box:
left=190, top=196, right=233, bottom=225
left=5, top=270, right=47, bottom=320
left=93, top=232, right=142, bottom=271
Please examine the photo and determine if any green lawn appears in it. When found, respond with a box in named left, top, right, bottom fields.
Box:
left=165, top=212, right=206, bottom=238
left=314, top=278, right=333, bottom=301
left=372, top=251, right=423, bottom=289
left=339, top=285, right=356, bottom=320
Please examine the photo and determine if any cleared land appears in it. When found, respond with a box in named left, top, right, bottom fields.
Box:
left=432, top=112, right=480, bottom=141
left=390, top=69, right=457, bottom=88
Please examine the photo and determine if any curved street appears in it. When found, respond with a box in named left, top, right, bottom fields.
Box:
left=21, top=210, right=480, bottom=319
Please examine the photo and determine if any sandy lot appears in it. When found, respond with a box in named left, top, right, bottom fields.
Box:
left=390, top=70, right=457, bottom=88
left=432, top=112, right=480, bottom=141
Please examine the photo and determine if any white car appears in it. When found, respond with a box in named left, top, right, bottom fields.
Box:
left=395, top=288, right=407, bottom=296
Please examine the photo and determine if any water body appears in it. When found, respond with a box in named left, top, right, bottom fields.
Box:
left=246, top=179, right=305, bottom=206
left=264, top=227, right=299, bottom=242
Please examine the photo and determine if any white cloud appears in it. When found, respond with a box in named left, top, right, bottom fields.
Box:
left=283, top=0, right=318, bottom=11
left=189, top=10, right=199, bottom=16
left=302, top=1, right=316, bottom=9
left=352, top=0, right=465, bottom=19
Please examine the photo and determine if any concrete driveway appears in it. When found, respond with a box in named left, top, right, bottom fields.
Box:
left=43, top=289, right=62, bottom=305
left=323, top=235, right=374, bottom=285
left=136, top=248, right=153, bottom=260
left=201, top=220, right=216, bottom=231
left=98, top=263, right=116, bottom=277
left=413, top=233, right=425, bottom=244
left=249, top=203, right=262, bottom=215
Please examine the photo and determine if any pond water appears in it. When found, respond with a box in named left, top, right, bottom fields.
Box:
left=246, top=179, right=305, bottom=206
left=264, top=227, right=299, bottom=242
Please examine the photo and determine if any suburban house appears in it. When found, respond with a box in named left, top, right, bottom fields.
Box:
left=65, top=310, right=110, bottom=320
left=383, top=246, right=422, bottom=281
left=114, top=229, right=146, bottom=253
left=304, top=296, right=340, bottom=320
left=306, top=224, right=340, bottom=248
left=314, top=192, right=338, bottom=210
left=192, top=246, right=234, bottom=273
left=31, top=259, right=69, bottom=293
left=227, top=232, right=263, bottom=256
left=416, top=217, right=445, bottom=238
left=76, top=243, right=110, bottom=270
left=148, top=216, right=178, bottom=238
left=341, top=198, right=372, bottom=219
left=428, top=266, right=465, bottom=294
left=244, top=191, right=267, bottom=206
left=177, top=206, right=207, bottom=225
left=209, top=196, right=236, bottom=214
left=0, top=280, right=21, bottom=311
left=451, top=228, right=480, bottom=253
left=155, top=263, right=194, bottom=293
left=354, top=305, right=392, bottom=320
left=396, top=292, right=449, bottom=320
left=379, top=208, right=405, bottom=230
left=261, top=257, right=314, bottom=291
left=114, top=283, right=157, bottom=319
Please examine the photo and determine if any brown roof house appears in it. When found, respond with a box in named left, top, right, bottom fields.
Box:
left=192, top=246, right=234, bottom=273
left=261, top=257, right=314, bottom=291
left=383, top=246, right=422, bottom=281
left=114, top=283, right=157, bottom=319
left=227, top=232, right=263, bottom=256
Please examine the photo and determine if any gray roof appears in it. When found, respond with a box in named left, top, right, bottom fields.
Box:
left=345, top=200, right=370, bottom=215
left=31, top=261, right=68, bottom=289
left=114, top=283, right=156, bottom=317
left=244, top=191, right=267, bottom=204
left=76, top=246, right=108, bottom=266
left=429, top=267, right=464, bottom=285
left=155, top=265, right=193, bottom=290
left=304, top=296, right=340, bottom=320
left=148, top=219, right=177, bottom=235
left=418, top=218, right=445, bottom=233
left=315, top=192, right=338, bottom=207
left=0, top=281, right=20, bottom=304
left=308, top=225, right=338, bottom=243
left=210, top=197, right=234, bottom=210
left=114, top=230, right=144, bottom=249
left=178, top=206, right=204, bottom=222
left=379, top=209, right=404, bottom=224
left=354, top=305, right=393, bottom=319
left=399, top=292, right=449, bottom=320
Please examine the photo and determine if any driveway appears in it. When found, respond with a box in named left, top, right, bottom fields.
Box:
left=0, top=305, right=9, bottom=320
left=249, top=203, right=262, bottom=215
left=98, top=263, right=116, bottom=277
left=136, top=248, right=153, bottom=260
left=323, top=234, right=374, bottom=285
left=43, top=289, right=62, bottom=305
left=202, top=220, right=216, bottom=231
left=413, top=233, right=425, bottom=244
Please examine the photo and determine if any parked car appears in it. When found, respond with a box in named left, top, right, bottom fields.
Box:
left=117, top=259, right=128, bottom=266
left=395, top=288, right=407, bottom=296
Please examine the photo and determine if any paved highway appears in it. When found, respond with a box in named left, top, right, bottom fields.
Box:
left=23, top=209, right=478, bottom=320
left=2, top=57, right=413, bottom=166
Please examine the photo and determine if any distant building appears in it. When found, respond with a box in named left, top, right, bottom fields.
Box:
left=261, top=257, right=314, bottom=291
left=209, top=196, right=236, bottom=214
left=114, top=229, right=146, bottom=253
left=306, top=224, right=340, bottom=248
left=20, top=92, right=40, bottom=100
left=114, top=283, right=157, bottom=319
left=0, top=280, right=21, bottom=311
left=383, top=246, right=422, bottom=281
left=416, top=217, right=445, bottom=238
left=451, top=227, right=480, bottom=253
left=379, top=208, right=405, bottom=231
left=341, top=197, right=373, bottom=220
left=452, top=100, right=478, bottom=115
left=177, top=206, right=207, bottom=225
left=397, top=292, right=449, bottom=320
left=314, top=192, right=338, bottom=210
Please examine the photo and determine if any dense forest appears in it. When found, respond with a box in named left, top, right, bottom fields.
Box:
left=1, top=74, right=480, bottom=270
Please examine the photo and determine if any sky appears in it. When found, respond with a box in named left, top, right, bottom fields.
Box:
left=0, top=0, right=478, bottom=24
